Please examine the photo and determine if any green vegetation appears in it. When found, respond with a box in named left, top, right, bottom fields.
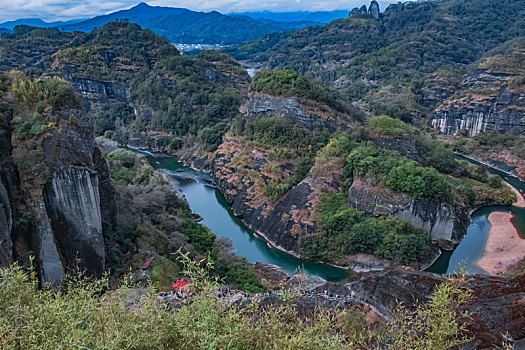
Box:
left=150, top=256, right=180, bottom=291
left=0, top=259, right=472, bottom=349
left=235, top=117, right=331, bottom=202
left=369, top=114, right=417, bottom=138
left=103, top=151, right=261, bottom=293
left=299, top=193, right=430, bottom=265
left=346, top=143, right=451, bottom=201
left=106, top=151, right=154, bottom=186
left=1, top=22, right=248, bottom=151
left=215, top=257, right=264, bottom=294
left=242, top=117, right=331, bottom=157
left=345, top=141, right=514, bottom=206
left=229, top=0, right=525, bottom=119
left=251, top=70, right=349, bottom=112
left=11, top=76, right=79, bottom=111
left=454, top=131, right=525, bottom=165
left=129, top=51, right=244, bottom=150
left=92, top=102, right=134, bottom=136
left=9, top=76, right=79, bottom=139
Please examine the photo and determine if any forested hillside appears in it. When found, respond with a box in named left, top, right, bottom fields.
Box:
left=227, top=0, right=525, bottom=122
left=0, top=22, right=250, bottom=151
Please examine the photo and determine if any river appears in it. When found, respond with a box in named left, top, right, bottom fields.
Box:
left=427, top=155, right=525, bottom=274
left=139, top=150, right=525, bottom=278
left=143, top=153, right=349, bottom=281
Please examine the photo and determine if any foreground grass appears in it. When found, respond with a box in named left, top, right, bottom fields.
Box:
left=0, top=257, right=471, bottom=349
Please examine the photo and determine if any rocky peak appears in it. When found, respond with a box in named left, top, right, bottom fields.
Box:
left=368, top=1, right=380, bottom=19
left=349, top=1, right=381, bottom=19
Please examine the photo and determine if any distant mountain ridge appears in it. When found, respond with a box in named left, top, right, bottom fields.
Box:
left=229, top=10, right=350, bottom=24
left=0, top=2, right=322, bottom=45
left=0, top=18, right=84, bottom=30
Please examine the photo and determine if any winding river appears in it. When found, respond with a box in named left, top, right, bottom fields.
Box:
left=144, top=153, right=349, bottom=281
left=139, top=150, right=525, bottom=279
left=427, top=156, right=525, bottom=275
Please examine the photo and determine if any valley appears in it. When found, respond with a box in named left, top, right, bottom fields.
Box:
left=1, top=0, right=525, bottom=348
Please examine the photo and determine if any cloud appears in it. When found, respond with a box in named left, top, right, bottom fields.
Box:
left=0, top=0, right=401, bottom=23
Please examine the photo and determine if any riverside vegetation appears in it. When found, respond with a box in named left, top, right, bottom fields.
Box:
left=228, top=78, right=514, bottom=265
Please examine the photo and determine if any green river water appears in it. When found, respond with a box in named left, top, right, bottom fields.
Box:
left=140, top=150, right=525, bottom=279
left=427, top=155, right=525, bottom=274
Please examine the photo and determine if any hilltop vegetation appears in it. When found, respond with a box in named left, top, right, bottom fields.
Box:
left=299, top=192, right=430, bottom=265
left=251, top=70, right=348, bottom=112
left=101, top=149, right=262, bottom=292
left=284, top=116, right=513, bottom=265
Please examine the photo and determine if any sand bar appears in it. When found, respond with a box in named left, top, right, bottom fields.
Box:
left=477, top=211, right=525, bottom=275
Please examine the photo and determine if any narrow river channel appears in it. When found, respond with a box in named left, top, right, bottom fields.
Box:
left=138, top=150, right=525, bottom=279
left=142, top=152, right=350, bottom=281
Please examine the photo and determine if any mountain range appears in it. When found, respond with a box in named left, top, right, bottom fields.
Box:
left=0, top=2, right=339, bottom=45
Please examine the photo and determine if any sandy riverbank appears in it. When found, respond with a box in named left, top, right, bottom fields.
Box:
left=477, top=211, right=525, bottom=275
left=476, top=183, right=525, bottom=275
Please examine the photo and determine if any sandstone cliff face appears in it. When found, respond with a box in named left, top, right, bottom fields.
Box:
left=3, top=107, right=116, bottom=286
left=348, top=178, right=469, bottom=248
left=61, top=75, right=130, bottom=103
left=0, top=162, right=13, bottom=266
left=373, top=136, right=423, bottom=163
left=211, top=136, right=341, bottom=252
left=429, top=69, right=525, bottom=136
left=37, top=119, right=111, bottom=285
left=240, top=92, right=345, bottom=132
left=43, top=166, right=105, bottom=278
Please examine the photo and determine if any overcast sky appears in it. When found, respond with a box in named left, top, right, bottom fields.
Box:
left=0, top=0, right=402, bottom=23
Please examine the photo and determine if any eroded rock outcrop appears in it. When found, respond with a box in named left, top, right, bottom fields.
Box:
left=0, top=162, right=13, bottom=267
left=429, top=68, right=525, bottom=136
left=43, top=166, right=105, bottom=278
left=368, top=1, right=380, bottom=19
left=240, top=92, right=345, bottom=132
left=61, top=75, right=130, bottom=103
left=348, top=178, right=469, bottom=248
left=373, top=136, right=423, bottom=163
left=334, top=268, right=525, bottom=348
left=211, top=136, right=341, bottom=252
left=4, top=104, right=116, bottom=286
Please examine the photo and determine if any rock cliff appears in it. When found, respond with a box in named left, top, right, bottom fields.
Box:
left=240, top=92, right=348, bottom=132
left=348, top=178, right=469, bottom=248
left=43, top=166, right=105, bottom=278
left=333, top=268, right=525, bottom=348
left=211, top=136, right=341, bottom=252
left=430, top=69, right=525, bottom=136
left=60, top=75, right=130, bottom=103
left=35, top=116, right=113, bottom=285
left=0, top=162, right=13, bottom=266
left=0, top=92, right=116, bottom=286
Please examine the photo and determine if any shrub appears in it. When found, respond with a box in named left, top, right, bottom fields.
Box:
left=169, top=137, right=183, bottom=150
left=368, top=114, right=416, bottom=138
left=299, top=193, right=429, bottom=264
